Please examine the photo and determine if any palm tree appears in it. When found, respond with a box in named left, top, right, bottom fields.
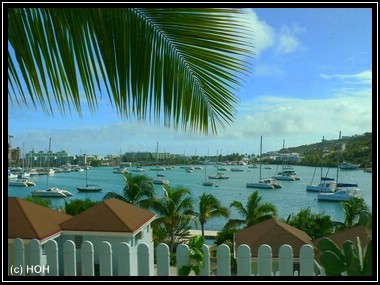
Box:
left=8, top=8, right=254, bottom=134
left=224, top=191, right=277, bottom=230
left=102, top=173, right=155, bottom=208
left=149, top=185, right=197, bottom=253
left=340, top=197, right=368, bottom=228
left=196, top=193, right=230, bottom=237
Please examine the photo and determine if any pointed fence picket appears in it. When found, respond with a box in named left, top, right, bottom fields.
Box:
left=8, top=238, right=324, bottom=277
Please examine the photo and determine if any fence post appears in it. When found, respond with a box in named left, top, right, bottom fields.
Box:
left=118, top=242, right=131, bottom=276
left=237, top=244, right=251, bottom=276
left=63, top=240, right=76, bottom=276
left=200, top=244, right=210, bottom=276
left=176, top=243, right=189, bottom=276
left=45, top=240, right=59, bottom=276
left=258, top=244, right=272, bottom=276
left=29, top=239, right=42, bottom=276
left=279, top=244, right=293, bottom=276
left=217, top=244, right=230, bottom=276
left=8, top=243, right=12, bottom=276
left=100, top=241, right=113, bottom=276
left=13, top=238, right=25, bottom=276
left=300, top=244, right=314, bottom=276
left=137, top=243, right=151, bottom=276
left=82, top=241, right=94, bottom=276
left=156, top=243, right=170, bottom=276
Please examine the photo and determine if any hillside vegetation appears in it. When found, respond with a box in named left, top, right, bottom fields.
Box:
left=286, top=132, right=372, bottom=168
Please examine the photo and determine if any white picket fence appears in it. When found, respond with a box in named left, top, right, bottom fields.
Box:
left=8, top=238, right=325, bottom=276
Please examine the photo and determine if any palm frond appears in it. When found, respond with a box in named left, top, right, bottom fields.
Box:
left=8, top=8, right=254, bottom=134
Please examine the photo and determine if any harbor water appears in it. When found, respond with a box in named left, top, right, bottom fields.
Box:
left=8, top=165, right=373, bottom=231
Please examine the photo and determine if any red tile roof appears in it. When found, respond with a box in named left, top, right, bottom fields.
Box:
left=8, top=197, right=72, bottom=240
left=234, top=217, right=314, bottom=257
left=60, top=198, right=156, bottom=233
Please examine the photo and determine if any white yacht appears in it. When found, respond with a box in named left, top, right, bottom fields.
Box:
left=32, top=187, right=72, bottom=198
left=317, top=188, right=359, bottom=202
left=153, top=177, right=170, bottom=185
left=247, top=136, right=283, bottom=189
left=9, top=178, right=36, bottom=187
left=306, top=181, right=336, bottom=193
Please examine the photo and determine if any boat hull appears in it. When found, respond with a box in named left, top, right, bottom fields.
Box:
left=317, top=189, right=357, bottom=201
left=246, top=183, right=274, bottom=189
left=77, top=187, right=102, bottom=192
left=153, top=178, right=169, bottom=185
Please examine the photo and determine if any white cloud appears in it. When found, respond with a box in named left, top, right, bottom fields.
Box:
left=320, top=70, right=372, bottom=84
left=229, top=87, right=372, bottom=148
left=275, top=24, right=305, bottom=54
left=242, top=9, right=276, bottom=57
left=254, top=64, right=284, bottom=76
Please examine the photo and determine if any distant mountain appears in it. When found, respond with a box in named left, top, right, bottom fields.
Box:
left=284, top=132, right=372, bottom=168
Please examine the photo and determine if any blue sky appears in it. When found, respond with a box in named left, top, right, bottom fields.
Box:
left=7, top=7, right=373, bottom=157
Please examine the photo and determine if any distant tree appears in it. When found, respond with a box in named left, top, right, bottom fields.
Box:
left=64, top=198, right=98, bottom=215
left=149, top=185, right=197, bottom=253
left=224, top=191, right=277, bottom=230
left=196, top=193, right=230, bottom=238
left=102, top=173, right=155, bottom=208
left=90, top=160, right=102, bottom=167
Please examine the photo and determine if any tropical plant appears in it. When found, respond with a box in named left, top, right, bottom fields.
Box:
left=178, top=235, right=205, bottom=276
left=214, top=228, right=237, bottom=246
left=357, top=210, right=372, bottom=238
left=24, top=195, right=52, bottom=208
left=339, top=197, right=368, bottom=228
left=196, top=193, right=230, bottom=238
left=285, top=207, right=335, bottom=239
left=318, top=237, right=372, bottom=276
left=149, top=185, right=197, bottom=253
left=64, top=198, right=98, bottom=215
left=318, top=211, right=372, bottom=276
left=102, top=173, right=155, bottom=208
left=8, top=8, right=254, bottom=134
left=224, top=191, right=277, bottom=230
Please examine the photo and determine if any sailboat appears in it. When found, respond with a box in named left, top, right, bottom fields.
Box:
left=152, top=142, right=169, bottom=185
left=272, top=140, right=300, bottom=181
left=318, top=132, right=360, bottom=202
left=246, top=136, right=282, bottom=189
left=77, top=156, right=102, bottom=192
left=306, top=137, right=336, bottom=193
left=32, top=138, right=73, bottom=198
left=202, top=150, right=213, bottom=186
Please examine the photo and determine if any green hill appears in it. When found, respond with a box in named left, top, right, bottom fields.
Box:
left=286, top=132, right=372, bottom=168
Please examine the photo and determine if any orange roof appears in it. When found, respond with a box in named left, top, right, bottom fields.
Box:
left=60, top=198, right=156, bottom=233
left=8, top=197, right=72, bottom=240
left=234, top=217, right=314, bottom=257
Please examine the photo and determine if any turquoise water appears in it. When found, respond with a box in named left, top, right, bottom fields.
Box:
left=8, top=165, right=373, bottom=231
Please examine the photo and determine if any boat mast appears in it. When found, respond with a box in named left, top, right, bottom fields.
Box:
left=259, top=136, right=262, bottom=180
left=46, top=137, right=52, bottom=189
left=336, top=131, right=341, bottom=184
left=320, top=136, right=324, bottom=181
left=156, top=142, right=159, bottom=178
left=85, top=153, right=88, bottom=186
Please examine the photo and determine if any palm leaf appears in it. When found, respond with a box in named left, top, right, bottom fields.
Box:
left=8, top=8, right=254, bottom=134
